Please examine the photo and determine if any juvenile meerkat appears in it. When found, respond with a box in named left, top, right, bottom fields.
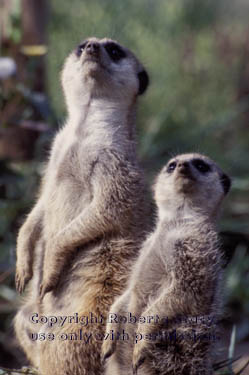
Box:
left=14, top=37, right=149, bottom=375
left=102, top=153, right=231, bottom=375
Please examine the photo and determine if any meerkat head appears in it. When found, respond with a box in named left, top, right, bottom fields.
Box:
left=61, top=37, right=149, bottom=111
left=154, top=153, right=231, bottom=221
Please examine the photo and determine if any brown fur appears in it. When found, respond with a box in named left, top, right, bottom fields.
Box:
left=14, top=37, right=149, bottom=375
left=102, top=153, right=231, bottom=375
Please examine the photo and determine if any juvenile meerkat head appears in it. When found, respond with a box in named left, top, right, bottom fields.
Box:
left=61, top=37, right=149, bottom=111
left=154, top=153, right=231, bottom=221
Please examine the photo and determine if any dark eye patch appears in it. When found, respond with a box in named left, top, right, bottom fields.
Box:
left=75, top=41, right=88, bottom=57
left=192, top=159, right=211, bottom=173
left=220, top=173, right=231, bottom=195
left=104, top=42, right=126, bottom=62
left=166, top=161, right=177, bottom=173
left=138, top=70, right=149, bottom=95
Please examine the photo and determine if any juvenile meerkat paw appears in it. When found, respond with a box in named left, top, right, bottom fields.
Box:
left=132, top=342, right=147, bottom=375
left=101, top=337, right=116, bottom=363
left=15, top=267, right=32, bottom=294
left=39, top=280, right=54, bottom=301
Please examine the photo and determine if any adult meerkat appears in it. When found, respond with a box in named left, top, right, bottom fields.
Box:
left=102, top=153, right=231, bottom=375
left=14, top=37, right=149, bottom=375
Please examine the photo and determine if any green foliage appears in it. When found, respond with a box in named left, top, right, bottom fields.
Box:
left=225, top=245, right=249, bottom=319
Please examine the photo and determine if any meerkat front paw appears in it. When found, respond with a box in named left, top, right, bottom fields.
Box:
left=39, top=282, right=54, bottom=302
left=39, top=278, right=55, bottom=301
left=15, top=266, right=32, bottom=294
left=132, top=341, right=147, bottom=375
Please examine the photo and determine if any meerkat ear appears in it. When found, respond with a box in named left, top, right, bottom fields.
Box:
left=220, top=173, right=231, bottom=195
left=137, top=69, right=149, bottom=95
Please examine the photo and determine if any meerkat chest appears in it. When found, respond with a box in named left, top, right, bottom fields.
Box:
left=133, top=251, right=168, bottom=303
left=50, top=130, right=98, bottom=187
left=57, top=144, right=96, bottom=182
left=43, top=137, right=99, bottom=232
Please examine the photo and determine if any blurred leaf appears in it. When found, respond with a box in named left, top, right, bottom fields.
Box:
left=228, top=325, right=236, bottom=374
left=0, top=285, right=16, bottom=303
left=20, top=45, right=48, bottom=56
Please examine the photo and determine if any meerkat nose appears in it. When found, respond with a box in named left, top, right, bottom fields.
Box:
left=86, top=42, right=100, bottom=56
left=178, top=161, right=191, bottom=175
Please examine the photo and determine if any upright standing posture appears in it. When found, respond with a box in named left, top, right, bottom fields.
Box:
left=102, top=153, right=231, bottom=375
left=15, top=37, right=149, bottom=375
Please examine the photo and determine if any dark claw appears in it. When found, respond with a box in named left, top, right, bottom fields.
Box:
left=15, top=276, right=20, bottom=292
left=15, top=273, right=31, bottom=294
left=39, top=284, right=44, bottom=300
left=39, top=282, right=53, bottom=302
left=133, top=356, right=145, bottom=375
left=101, top=349, right=114, bottom=364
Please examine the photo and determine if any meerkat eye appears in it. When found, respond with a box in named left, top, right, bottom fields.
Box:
left=192, top=159, right=211, bottom=174
left=166, top=162, right=177, bottom=173
left=104, top=43, right=126, bottom=62
left=76, top=41, right=87, bottom=57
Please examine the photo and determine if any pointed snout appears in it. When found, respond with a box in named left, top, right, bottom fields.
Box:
left=178, top=161, right=191, bottom=176
left=85, top=41, right=100, bottom=57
